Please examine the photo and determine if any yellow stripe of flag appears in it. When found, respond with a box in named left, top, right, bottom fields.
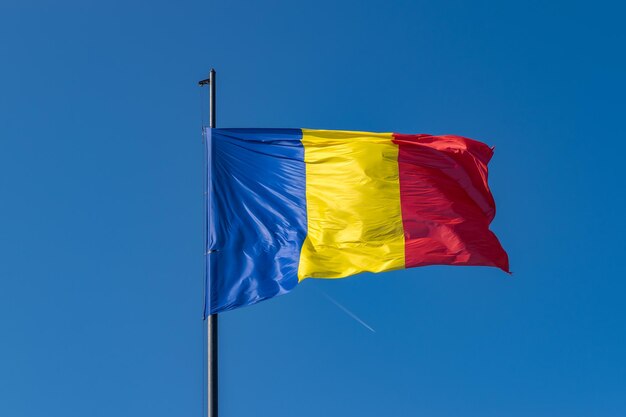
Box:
left=298, top=129, right=406, bottom=280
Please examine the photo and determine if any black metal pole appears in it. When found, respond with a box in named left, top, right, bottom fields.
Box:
left=199, top=68, right=218, bottom=417
left=209, top=69, right=216, bottom=129
left=207, top=68, right=218, bottom=417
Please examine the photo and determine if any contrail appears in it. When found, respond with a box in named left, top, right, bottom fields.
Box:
left=316, top=288, right=376, bottom=333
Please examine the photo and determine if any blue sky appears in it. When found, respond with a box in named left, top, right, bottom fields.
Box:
left=1, top=0, right=625, bottom=416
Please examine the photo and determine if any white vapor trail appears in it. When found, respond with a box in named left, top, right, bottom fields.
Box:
left=316, top=289, right=376, bottom=333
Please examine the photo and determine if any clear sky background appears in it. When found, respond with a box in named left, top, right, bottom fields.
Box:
left=1, top=0, right=625, bottom=416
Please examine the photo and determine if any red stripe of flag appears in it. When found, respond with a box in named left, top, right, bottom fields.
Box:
left=392, top=133, right=510, bottom=272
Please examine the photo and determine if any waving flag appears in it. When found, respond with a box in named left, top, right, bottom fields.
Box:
left=205, top=128, right=509, bottom=315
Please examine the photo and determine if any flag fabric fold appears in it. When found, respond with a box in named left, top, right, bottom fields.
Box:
left=205, top=128, right=509, bottom=315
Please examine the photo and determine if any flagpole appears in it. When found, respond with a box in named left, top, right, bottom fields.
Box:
left=199, top=68, right=218, bottom=417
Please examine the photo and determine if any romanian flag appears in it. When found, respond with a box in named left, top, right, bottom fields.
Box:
left=205, top=128, right=509, bottom=315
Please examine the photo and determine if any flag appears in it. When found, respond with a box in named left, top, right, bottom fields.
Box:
left=205, top=128, right=509, bottom=315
